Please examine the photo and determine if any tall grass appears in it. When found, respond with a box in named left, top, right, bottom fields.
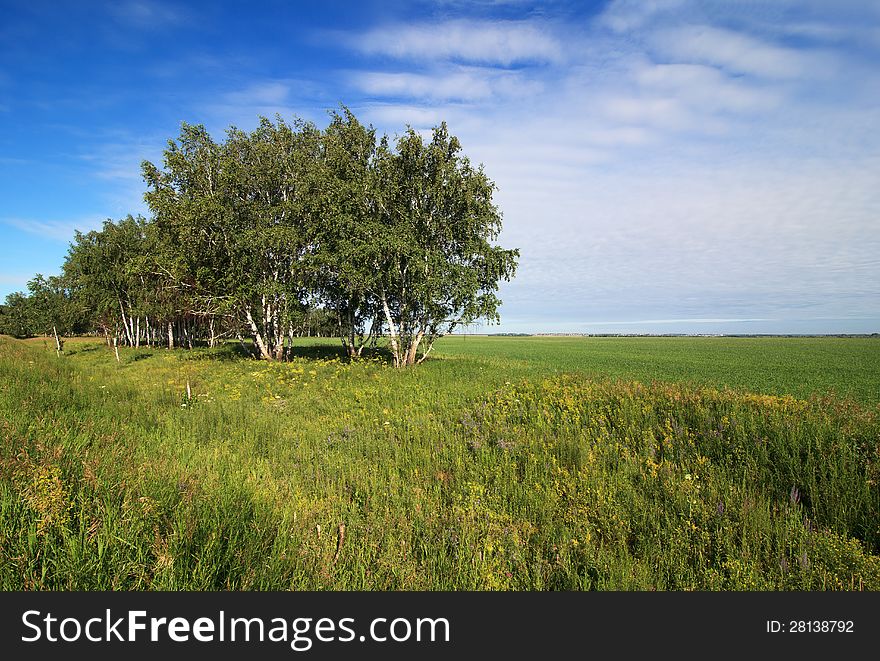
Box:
left=1, top=336, right=878, bottom=590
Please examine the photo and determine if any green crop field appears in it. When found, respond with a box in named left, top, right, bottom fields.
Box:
left=1, top=334, right=878, bottom=590
left=434, top=335, right=880, bottom=404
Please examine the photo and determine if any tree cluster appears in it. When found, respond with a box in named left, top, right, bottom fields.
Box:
left=1, top=108, right=518, bottom=366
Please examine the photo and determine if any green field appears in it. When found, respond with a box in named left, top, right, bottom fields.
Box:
left=1, top=334, right=878, bottom=590
left=434, top=335, right=880, bottom=404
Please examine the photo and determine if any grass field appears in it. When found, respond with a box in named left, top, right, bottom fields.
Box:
left=434, top=335, right=880, bottom=404
left=1, top=334, right=878, bottom=590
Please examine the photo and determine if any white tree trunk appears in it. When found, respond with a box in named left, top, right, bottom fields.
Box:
left=416, top=337, right=436, bottom=364
left=127, top=304, right=137, bottom=347
left=406, top=328, right=425, bottom=366
left=52, top=326, right=62, bottom=356
left=380, top=290, right=401, bottom=367
left=245, top=308, right=272, bottom=360
left=119, top=300, right=134, bottom=346
left=272, top=298, right=283, bottom=360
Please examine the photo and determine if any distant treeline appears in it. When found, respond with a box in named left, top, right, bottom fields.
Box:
left=0, top=108, right=518, bottom=366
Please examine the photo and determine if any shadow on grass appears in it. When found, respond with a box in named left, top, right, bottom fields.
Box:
left=286, top=344, right=396, bottom=364
left=73, top=344, right=102, bottom=354
left=180, top=341, right=398, bottom=365
left=202, top=343, right=255, bottom=361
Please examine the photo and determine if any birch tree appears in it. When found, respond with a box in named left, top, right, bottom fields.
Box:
left=315, top=108, right=384, bottom=357
left=376, top=123, right=518, bottom=366
left=143, top=118, right=320, bottom=360
left=63, top=216, right=150, bottom=347
left=23, top=275, right=77, bottom=352
left=0, top=293, right=35, bottom=337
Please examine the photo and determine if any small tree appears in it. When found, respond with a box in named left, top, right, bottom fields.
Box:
left=64, top=216, right=150, bottom=347
left=376, top=123, right=518, bottom=366
left=0, top=291, right=38, bottom=338
left=25, top=274, right=76, bottom=353
left=143, top=118, right=321, bottom=360
left=315, top=108, right=384, bottom=357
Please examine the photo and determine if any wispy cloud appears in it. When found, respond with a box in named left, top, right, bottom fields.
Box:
left=633, top=63, right=781, bottom=113
left=650, top=25, right=837, bottom=79
left=350, top=67, right=544, bottom=103
left=222, top=81, right=293, bottom=107
left=71, top=130, right=169, bottom=216
left=357, top=103, right=450, bottom=130
left=0, top=273, right=33, bottom=288
left=348, top=20, right=565, bottom=65
left=598, top=0, right=686, bottom=33
left=3, top=217, right=107, bottom=243
left=107, top=1, right=188, bottom=30
left=199, top=79, right=333, bottom=131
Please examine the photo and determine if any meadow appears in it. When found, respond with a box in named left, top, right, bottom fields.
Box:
left=1, top=334, right=878, bottom=590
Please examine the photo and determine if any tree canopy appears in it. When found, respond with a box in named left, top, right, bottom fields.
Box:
left=2, top=108, right=518, bottom=365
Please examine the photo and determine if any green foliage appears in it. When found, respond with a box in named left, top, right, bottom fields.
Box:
left=0, top=292, right=38, bottom=337
left=314, top=108, right=383, bottom=356
left=63, top=216, right=152, bottom=336
left=0, top=274, right=81, bottom=339
left=376, top=122, right=518, bottom=365
left=5, top=109, right=517, bottom=363
left=137, top=107, right=518, bottom=363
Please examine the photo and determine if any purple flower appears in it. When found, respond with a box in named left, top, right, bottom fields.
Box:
left=798, top=552, right=810, bottom=570
left=496, top=438, right=515, bottom=452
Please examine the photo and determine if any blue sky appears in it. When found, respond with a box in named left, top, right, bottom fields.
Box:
left=1, top=0, right=879, bottom=334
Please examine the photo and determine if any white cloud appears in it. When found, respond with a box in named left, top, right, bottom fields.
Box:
left=198, top=79, right=332, bottom=132
left=354, top=71, right=493, bottom=102
left=74, top=132, right=167, bottom=216
left=596, top=94, right=694, bottom=131
left=350, top=67, right=545, bottom=103
left=489, top=159, right=880, bottom=325
left=222, top=81, right=293, bottom=107
left=633, top=63, right=781, bottom=113
left=576, top=318, right=772, bottom=325
left=651, top=25, right=837, bottom=79
left=349, top=20, right=565, bottom=65
left=210, top=82, right=299, bottom=121
left=576, top=126, right=654, bottom=148
left=3, top=217, right=107, bottom=243
left=599, top=0, right=687, bottom=33
left=357, top=103, right=451, bottom=130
